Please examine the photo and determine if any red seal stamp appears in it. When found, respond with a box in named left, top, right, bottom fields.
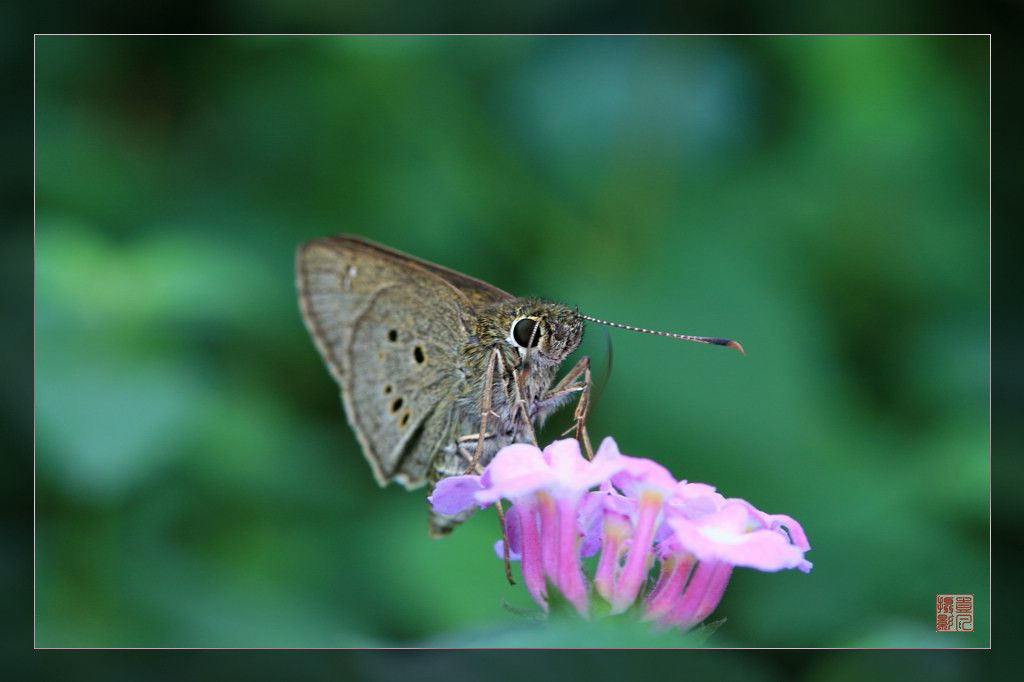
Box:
left=936, top=594, right=973, bottom=632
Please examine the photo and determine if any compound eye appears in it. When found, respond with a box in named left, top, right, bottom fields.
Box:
left=512, top=318, right=540, bottom=348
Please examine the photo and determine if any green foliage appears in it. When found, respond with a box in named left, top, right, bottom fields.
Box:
left=34, top=36, right=988, bottom=648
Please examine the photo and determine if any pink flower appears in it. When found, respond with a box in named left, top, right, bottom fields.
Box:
left=603, top=445, right=679, bottom=613
left=645, top=492, right=813, bottom=629
left=668, top=502, right=813, bottom=573
left=429, top=436, right=812, bottom=634
left=430, top=438, right=623, bottom=616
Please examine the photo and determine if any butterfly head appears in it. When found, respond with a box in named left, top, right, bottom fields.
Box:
left=501, top=300, right=584, bottom=366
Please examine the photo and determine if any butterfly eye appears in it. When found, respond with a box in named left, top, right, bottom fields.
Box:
left=512, top=318, right=540, bottom=348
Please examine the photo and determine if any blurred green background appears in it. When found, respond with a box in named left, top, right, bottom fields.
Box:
left=34, top=36, right=988, bottom=649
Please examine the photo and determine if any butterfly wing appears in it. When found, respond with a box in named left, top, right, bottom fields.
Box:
left=296, top=235, right=508, bottom=488
left=338, top=235, right=514, bottom=307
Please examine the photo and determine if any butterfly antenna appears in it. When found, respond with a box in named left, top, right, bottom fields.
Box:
left=579, top=314, right=745, bottom=355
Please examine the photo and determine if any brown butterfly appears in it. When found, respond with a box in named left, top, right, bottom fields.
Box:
left=296, top=235, right=742, bottom=535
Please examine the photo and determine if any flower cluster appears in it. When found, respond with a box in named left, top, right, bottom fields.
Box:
left=429, top=438, right=811, bottom=630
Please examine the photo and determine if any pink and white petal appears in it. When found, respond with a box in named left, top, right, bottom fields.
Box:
left=476, top=444, right=556, bottom=504
left=612, top=456, right=678, bottom=499
left=593, top=436, right=622, bottom=464
left=542, top=438, right=587, bottom=476
left=587, top=437, right=629, bottom=482
left=544, top=438, right=623, bottom=493
left=669, top=482, right=726, bottom=519
left=668, top=507, right=809, bottom=573
left=577, top=492, right=608, bottom=558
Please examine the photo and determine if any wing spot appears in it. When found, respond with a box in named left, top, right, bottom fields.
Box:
left=387, top=329, right=398, bottom=342
left=413, top=345, right=426, bottom=364
left=391, top=397, right=404, bottom=413
left=341, top=264, right=358, bottom=292
left=384, top=384, right=393, bottom=395
left=399, top=410, right=411, bottom=428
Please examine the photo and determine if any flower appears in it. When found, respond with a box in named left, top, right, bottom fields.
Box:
left=430, top=438, right=623, bottom=615
left=429, top=437, right=812, bottom=633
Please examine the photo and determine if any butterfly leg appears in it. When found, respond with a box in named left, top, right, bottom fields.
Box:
left=574, top=361, right=594, bottom=459
left=461, top=347, right=501, bottom=475
left=457, top=432, right=497, bottom=462
left=455, top=452, right=516, bottom=586
left=511, top=362, right=540, bottom=446
left=538, top=356, right=594, bottom=458
left=494, top=500, right=516, bottom=586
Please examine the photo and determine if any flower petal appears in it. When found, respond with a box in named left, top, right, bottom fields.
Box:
left=668, top=505, right=809, bottom=572
left=611, top=454, right=678, bottom=500
left=475, top=443, right=555, bottom=504
left=492, top=540, right=522, bottom=562
left=500, top=504, right=524, bottom=559
left=669, top=482, right=726, bottom=519
left=429, top=475, right=485, bottom=515
left=545, top=437, right=626, bottom=494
